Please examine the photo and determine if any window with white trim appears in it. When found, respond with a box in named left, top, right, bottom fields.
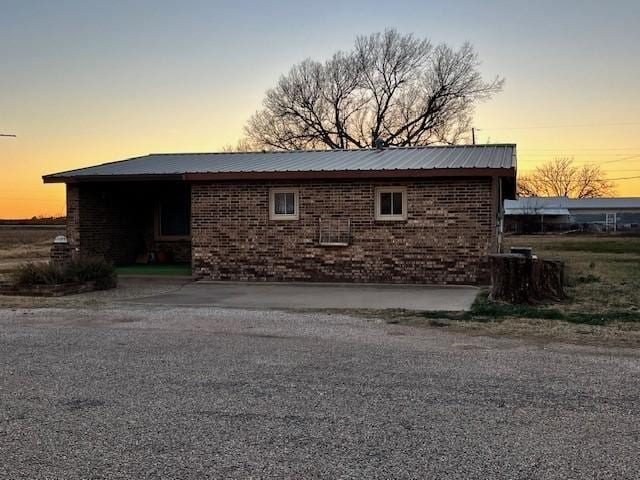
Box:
left=270, top=188, right=299, bottom=220
left=375, top=187, right=407, bottom=221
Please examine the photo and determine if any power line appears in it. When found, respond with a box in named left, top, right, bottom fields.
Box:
left=607, top=175, right=640, bottom=181
left=0, top=133, right=17, bottom=137
left=520, top=154, right=640, bottom=167
left=597, top=154, right=640, bottom=165
left=478, top=121, right=640, bottom=131
left=520, top=153, right=640, bottom=157
left=526, top=154, right=640, bottom=166
left=519, top=147, right=640, bottom=151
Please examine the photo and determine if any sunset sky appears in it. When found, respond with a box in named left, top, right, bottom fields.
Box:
left=1, top=0, right=639, bottom=218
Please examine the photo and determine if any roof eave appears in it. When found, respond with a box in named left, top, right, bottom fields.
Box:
left=43, top=173, right=186, bottom=184
left=43, top=167, right=516, bottom=184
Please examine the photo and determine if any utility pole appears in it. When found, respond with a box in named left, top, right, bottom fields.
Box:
left=471, top=127, right=476, bottom=145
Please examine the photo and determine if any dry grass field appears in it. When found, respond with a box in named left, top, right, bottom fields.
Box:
left=0, top=225, right=64, bottom=278
left=505, top=234, right=640, bottom=315
left=438, top=234, right=640, bottom=345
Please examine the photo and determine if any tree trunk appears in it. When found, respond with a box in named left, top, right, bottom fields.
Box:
left=538, top=259, right=567, bottom=301
left=489, top=254, right=535, bottom=303
left=489, top=254, right=566, bottom=304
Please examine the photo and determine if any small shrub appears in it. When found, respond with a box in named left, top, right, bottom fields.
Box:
left=428, top=318, right=449, bottom=327
left=574, top=274, right=601, bottom=284
left=13, top=262, right=66, bottom=286
left=65, top=258, right=117, bottom=288
left=13, top=259, right=116, bottom=287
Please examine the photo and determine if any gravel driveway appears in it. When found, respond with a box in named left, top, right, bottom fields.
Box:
left=1, top=304, right=639, bottom=479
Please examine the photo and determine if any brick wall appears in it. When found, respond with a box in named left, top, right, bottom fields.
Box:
left=192, top=178, right=496, bottom=284
left=66, top=185, right=80, bottom=257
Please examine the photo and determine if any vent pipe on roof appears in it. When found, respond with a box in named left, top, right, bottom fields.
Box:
left=374, top=137, right=386, bottom=150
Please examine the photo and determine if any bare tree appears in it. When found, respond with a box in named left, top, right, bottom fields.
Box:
left=221, top=137, right=262, bottom=152
left=517, top=157, right=616, bottom=198
left=243, top=29, right=504, bottom=150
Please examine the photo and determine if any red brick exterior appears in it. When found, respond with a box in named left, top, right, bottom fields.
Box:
left=66, top=177, right=498, bottom=283
left=192, top=178, right=497, bottom=284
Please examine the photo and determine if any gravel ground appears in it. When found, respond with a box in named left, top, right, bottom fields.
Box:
left=1, top=304, right=639, bottom=479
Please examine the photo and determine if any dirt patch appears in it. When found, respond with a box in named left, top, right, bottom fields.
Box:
left=1, top=279, right=117, bottom=297
left=0, top=278, right=191, bottom=309
left=273, top=304, right=640, bottom=348
left=381, top=310, right=640, bottom=348
left=444, top=317, right=640, bottom=348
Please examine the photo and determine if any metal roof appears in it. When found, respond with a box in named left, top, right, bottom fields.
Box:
left=43, top=144, right=516, bottom=183
left=505, top=207, right=571, bottom=216
left=505, top=196, right=640, bottom=215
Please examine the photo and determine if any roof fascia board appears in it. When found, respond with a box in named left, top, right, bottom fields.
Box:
left=43, top=167, right=516, bottom=184
left=42, top=174, right=186, bottom=184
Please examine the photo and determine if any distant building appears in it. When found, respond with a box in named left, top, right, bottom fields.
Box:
left=504, top=197, right=640, bottom=233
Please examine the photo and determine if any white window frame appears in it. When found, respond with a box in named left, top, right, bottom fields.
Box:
left=375, top=187, right=408, bottom=221
left=269, top=188, right=299, bottom=220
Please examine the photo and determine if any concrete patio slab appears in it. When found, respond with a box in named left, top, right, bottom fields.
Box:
left=127, top=281, right=479, bottom=311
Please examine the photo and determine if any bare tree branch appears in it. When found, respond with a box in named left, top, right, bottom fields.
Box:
left=517, top=158, right=616, bottom=198
left=243, top=29, right=504, bottom=150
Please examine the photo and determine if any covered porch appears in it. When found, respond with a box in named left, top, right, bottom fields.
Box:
left=65, top=181, right=192, bottom=270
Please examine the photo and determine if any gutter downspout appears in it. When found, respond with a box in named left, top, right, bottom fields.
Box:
left=497, top=177, right=504, bottom=252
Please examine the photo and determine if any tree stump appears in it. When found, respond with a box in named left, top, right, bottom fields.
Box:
left=489, top=254, right=566, bottom=304
left=538, top=259, right=567, bottom=301
left=489, top=254, right=534, bottom=303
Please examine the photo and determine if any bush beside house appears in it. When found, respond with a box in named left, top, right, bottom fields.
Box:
left=1, top=258, right=117, bottom=296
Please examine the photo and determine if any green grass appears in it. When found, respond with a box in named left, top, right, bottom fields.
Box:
left=535, top=238, right=640, bottom=255
left=115, top=264, right=192, bottom=276
left=421, top=291, right=640, bottom=326
left=443, top=234, right=640, bottom=327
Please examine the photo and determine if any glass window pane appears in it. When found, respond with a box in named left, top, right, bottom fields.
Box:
left=160, top=191, right=190, bottom=236
left=274, top=191, right=296, bottom=216
left=392, top=192, right=403, bottom=215
left=285, top=192, right=295, bottom=214
left=275, top=193, right=287, bottom=215
left=380, top=192, right=392, bottom=215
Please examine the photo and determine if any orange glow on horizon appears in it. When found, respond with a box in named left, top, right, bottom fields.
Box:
left=2, top=121, right=640, bottom=219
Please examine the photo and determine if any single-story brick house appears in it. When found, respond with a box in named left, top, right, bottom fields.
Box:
left=44, top=144, right=517, bottom=284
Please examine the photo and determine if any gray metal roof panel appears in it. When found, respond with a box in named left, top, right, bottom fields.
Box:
left=45, top=144, right=516, bottom=179
left=505, top=196, right=640, bottom=213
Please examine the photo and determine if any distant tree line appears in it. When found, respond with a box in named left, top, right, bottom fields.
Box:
left=517, top=158, right=615, bottom=198
left=0, top=216, right=66, bottom=225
